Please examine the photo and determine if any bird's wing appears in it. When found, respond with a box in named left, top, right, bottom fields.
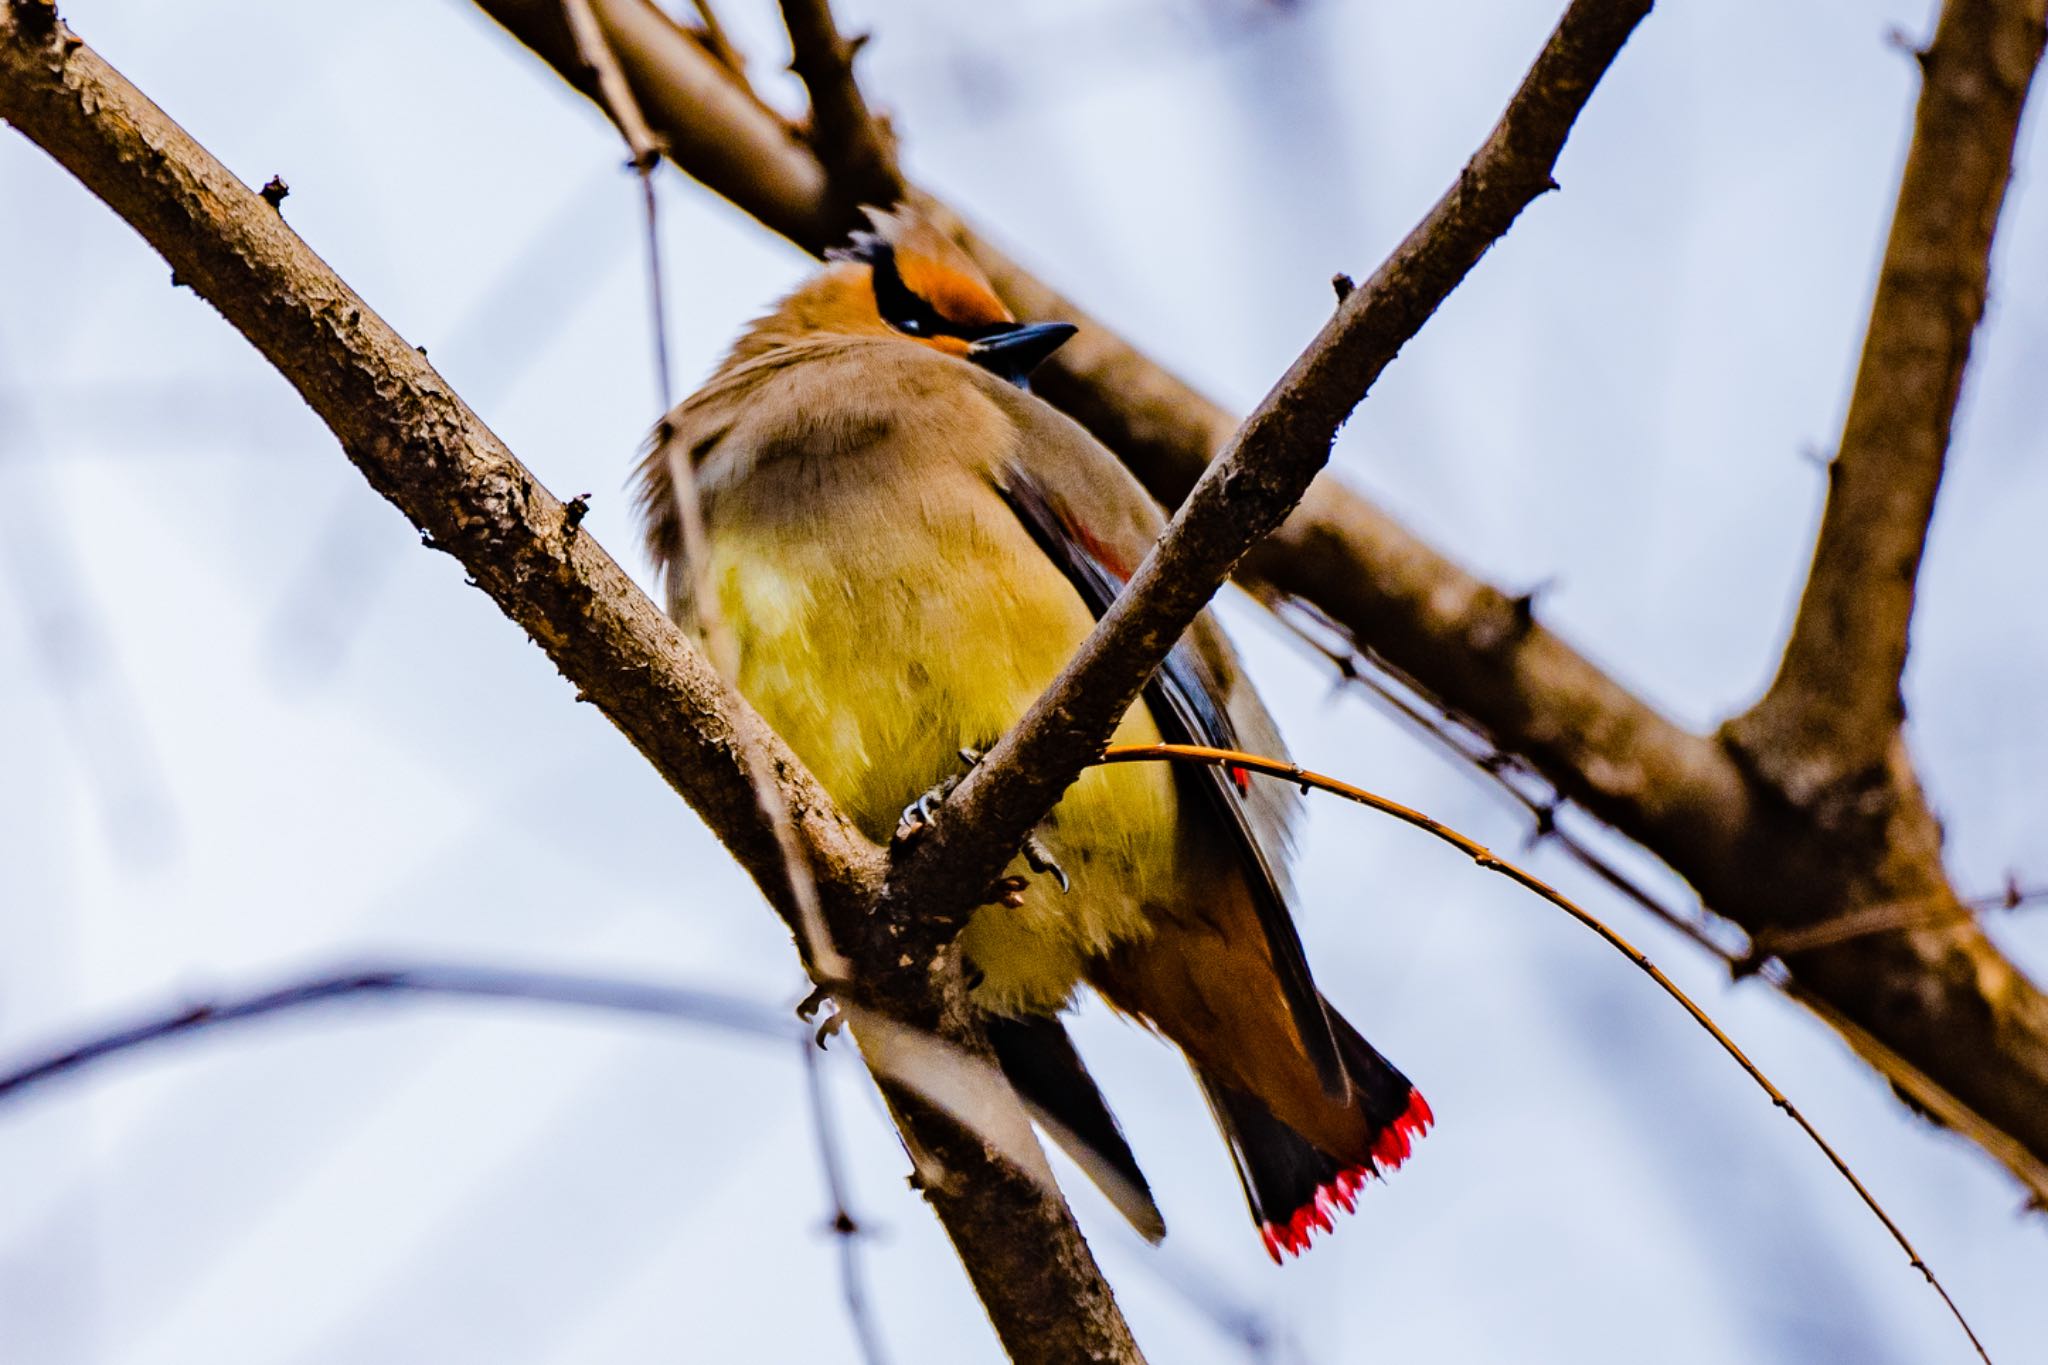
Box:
left=994, top=434, right=1343, bottom=1097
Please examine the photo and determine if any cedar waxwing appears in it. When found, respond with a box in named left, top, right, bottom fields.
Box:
left=637, top=207, right=1430, bottom=1260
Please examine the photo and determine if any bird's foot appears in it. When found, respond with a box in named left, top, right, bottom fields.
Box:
left=985, top=873, right=1030, bottom=908
left=893, top=775, right=960, bottom=845
left=891, top=747, right=985, bottom=845
left=798, top=985, right=849, bottom=1047
left=1021, top=831, right=1070, bottom=894
left=813, top=1004, right=847, bottom=1049
left=891, top=746, right=1069, bottom=899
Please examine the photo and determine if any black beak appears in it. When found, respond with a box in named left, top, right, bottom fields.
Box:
left=968, top=321, right=1078, bottom=387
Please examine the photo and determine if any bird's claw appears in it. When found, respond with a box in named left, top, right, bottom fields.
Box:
left=893, top=749, right=987, bottom=845
left=893, top=747, right=1068, bottom=898
left=796, top=983, right=832, bottom=1023
left=1022, top=832, right=1070, bottom=894
left=814, top=1006, right=847, bottom=1048
left=985, top=874, right=1031, bottom=908
left=894, top=776, right=961, bottom=845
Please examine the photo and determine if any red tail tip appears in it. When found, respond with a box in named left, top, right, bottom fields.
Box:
left=1259, top=1088, right=1434, bottom=1262
left=1370, top=1087, right=1433, bottom=1175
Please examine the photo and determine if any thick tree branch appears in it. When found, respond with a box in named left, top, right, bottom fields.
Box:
left=880, top=0, right=1654, bottom=925
left=0, top=13, right=1141, bottom=1363
left=1728, top=0, right=2048, bottom=810
left=466, top=0, right=2048, bottom=1193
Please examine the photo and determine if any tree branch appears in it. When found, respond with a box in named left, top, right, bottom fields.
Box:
left=1728, top=0, right=2048, bottom=810
left=561, top=0, right=663, bottom=169
left=465, top=0, right=2048, bottom=1194
left=777, top=0, right=903, bottom=220
left=879, top=0, right=1654, bottom=927
left=0, top=13, right=1140, bottom=1362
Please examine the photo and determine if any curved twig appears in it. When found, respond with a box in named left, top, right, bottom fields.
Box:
left=1097, top=743, right=1993, bottom=1365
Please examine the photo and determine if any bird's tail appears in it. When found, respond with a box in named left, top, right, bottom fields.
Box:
left=987, top=1013, right=1167, bottom=1243
left=1196, top=1002, right=1431, bottom=1262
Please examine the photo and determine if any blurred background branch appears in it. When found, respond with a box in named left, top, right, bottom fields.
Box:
left=0, top=961, right=801, bottom=1103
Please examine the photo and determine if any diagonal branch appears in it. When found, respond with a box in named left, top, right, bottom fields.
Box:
left=1728, top=0, right=2048, bottom=810
left=777, top=0, right=903, bottom=220
left=0, top=14, right=1140, bottom=1363
left=877, top=0, right=1654, bottom=924
left=466, top=0, right=2048, bottom=1196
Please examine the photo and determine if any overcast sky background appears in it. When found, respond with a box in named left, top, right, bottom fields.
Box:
left=3, top=0, right=2046, bottom=1361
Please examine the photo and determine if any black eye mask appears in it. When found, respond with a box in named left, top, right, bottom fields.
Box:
left=860, top=241, right=1018, bottom=343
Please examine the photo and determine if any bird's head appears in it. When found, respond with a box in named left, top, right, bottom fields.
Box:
left=744, top=206, right=1077, bottom=385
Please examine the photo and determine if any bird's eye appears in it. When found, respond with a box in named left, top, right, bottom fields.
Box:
left=869, top=246, right=952, bottom=340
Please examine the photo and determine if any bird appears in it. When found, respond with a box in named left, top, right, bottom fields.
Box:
left=636, top=205, right=1430, bottom=1261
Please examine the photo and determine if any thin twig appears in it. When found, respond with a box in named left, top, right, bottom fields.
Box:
left=561, top=0, right=665, bottom=169
left=1740, top=898, right=1965, bottom=972
left=567, top=0, right=843, bottom=978
left=686, top=0, right=751, bottom=86
left=801, top=1036, right=892, bottom=1365
left=0, top=958, right=903, bottom=1357
left=1264, top=591, right=1747, bottom=954
left=1972, top=881, right=2048, bottom=913
left=0, top=962, right=799, bottom=1103
left=595, top=8, right=1086, bottom=1343
left=641, top=172, right=674, bottom=412
left=568, top=0, right=845, bottom=985
left=1098, top=743, right=1992, bottom=1365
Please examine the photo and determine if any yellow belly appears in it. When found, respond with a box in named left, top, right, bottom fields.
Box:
left=709, top=470, right=1179, bottom=1016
